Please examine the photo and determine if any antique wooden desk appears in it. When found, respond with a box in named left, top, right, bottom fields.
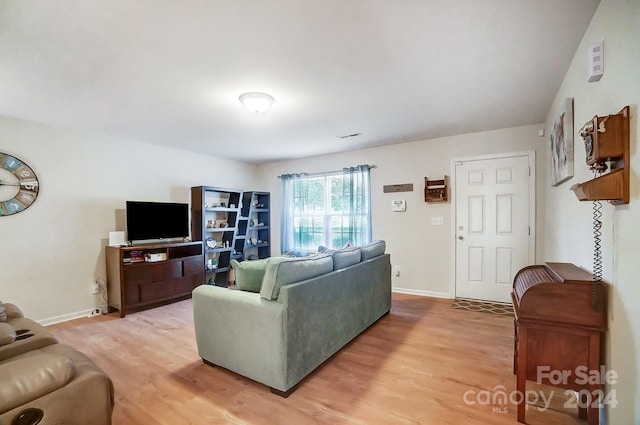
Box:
left=512, top=262, right=606, bottom=424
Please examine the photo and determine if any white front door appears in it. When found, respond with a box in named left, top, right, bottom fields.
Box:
left=454, top=153, right=534, bottom=303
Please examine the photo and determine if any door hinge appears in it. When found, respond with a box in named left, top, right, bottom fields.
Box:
left=528, top=226, right=531, bottom=235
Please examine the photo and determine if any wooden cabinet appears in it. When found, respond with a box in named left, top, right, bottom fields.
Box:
left=512, top=262, right=606, bottom=425
left=106, top=241, right=203, bottom=317
left=236, top=191, right=271, bottom=260
left=191, top=186, right=242, bottom=286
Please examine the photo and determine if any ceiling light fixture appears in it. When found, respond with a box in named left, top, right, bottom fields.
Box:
left=239, top=92, right=275, bottom=114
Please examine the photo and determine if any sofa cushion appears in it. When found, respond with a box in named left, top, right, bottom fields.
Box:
left=231, top=258, right=269, bottom=293
left=322, top=247, right=362, bottom=270
left=0, top=353, right=75, bottom=413
left=360, top=240, right=386, bottom=260
left=260, top=253, right=333, bottom=300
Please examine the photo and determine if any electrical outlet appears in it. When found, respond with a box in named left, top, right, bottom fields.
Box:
left=393, top=266, right=400, bottom=277
left=88, top=308, right=101, bottom=317
left=91, top=280, right=100, bottom=294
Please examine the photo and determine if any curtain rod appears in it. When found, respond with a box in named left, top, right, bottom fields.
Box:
left=277, top=165, right=376, bottom=179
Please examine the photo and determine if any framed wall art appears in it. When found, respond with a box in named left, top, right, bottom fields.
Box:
left=550, top=98, right=574, bottom=186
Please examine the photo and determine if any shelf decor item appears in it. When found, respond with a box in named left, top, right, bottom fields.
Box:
left=207, top=258, right=218, bottom=270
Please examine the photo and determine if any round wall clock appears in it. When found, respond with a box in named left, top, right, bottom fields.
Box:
left=0, top=152, right=39, bottom=216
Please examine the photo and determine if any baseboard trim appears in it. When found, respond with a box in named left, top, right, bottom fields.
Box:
left=38, top=290, right=449, bottom=326
left=392, top=287, right=452, bottom=299
left=38, top=309, right=95, bottom=326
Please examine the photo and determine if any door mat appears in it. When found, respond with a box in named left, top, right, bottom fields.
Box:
left=452, top=298, right=514, bottom=316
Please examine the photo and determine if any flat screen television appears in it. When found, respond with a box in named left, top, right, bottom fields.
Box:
left=126, top=201, right=189, bottom=242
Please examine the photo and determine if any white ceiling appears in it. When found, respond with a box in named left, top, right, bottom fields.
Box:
left=0, top=0, right=600, bottom=164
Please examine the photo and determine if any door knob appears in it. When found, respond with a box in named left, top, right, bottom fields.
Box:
left=458, top=235, right=464, bottom=240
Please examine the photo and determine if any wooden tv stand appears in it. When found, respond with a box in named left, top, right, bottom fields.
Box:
left=106, top=241, right=204, bottom=317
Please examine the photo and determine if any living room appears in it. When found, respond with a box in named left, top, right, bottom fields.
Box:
left=1, top=0, right=638, bottom=424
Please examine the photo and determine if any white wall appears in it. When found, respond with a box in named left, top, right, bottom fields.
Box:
left=542, top=0, right=639, bottom=423
left=0, top=115, right=258, bottom=323
left=257, top=124, right=545, bottom=297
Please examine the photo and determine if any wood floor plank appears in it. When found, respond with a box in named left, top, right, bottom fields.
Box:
left=47, top=293, right=585, bottom=424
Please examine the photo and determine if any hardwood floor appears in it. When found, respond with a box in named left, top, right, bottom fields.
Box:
left=48, top=293, right=586, bottom=425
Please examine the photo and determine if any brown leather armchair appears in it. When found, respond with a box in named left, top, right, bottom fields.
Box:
left=0, top=303, right=58, bottom=362
left=0, top=301, right=114, bottom=425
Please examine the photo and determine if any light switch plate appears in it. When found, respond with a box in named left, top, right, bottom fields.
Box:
left=431, top=216, right=444, bottom=226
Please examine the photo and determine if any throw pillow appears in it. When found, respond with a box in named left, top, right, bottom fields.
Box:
left=230, top=258, right=269, bottom=293
left=332, top=247, right=361, bottom=270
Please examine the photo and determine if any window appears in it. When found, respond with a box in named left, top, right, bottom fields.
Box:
left=281, top=165, right=372, bottom=253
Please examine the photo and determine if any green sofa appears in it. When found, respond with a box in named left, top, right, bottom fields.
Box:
left=192, top=240, right=391, bottom=396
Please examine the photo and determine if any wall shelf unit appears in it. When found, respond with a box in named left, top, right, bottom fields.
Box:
left=424, top=175, right=449, bottom=203
left=191, top=186, right=242, bottom=286
left=236, top=191, right=271, bottom=260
